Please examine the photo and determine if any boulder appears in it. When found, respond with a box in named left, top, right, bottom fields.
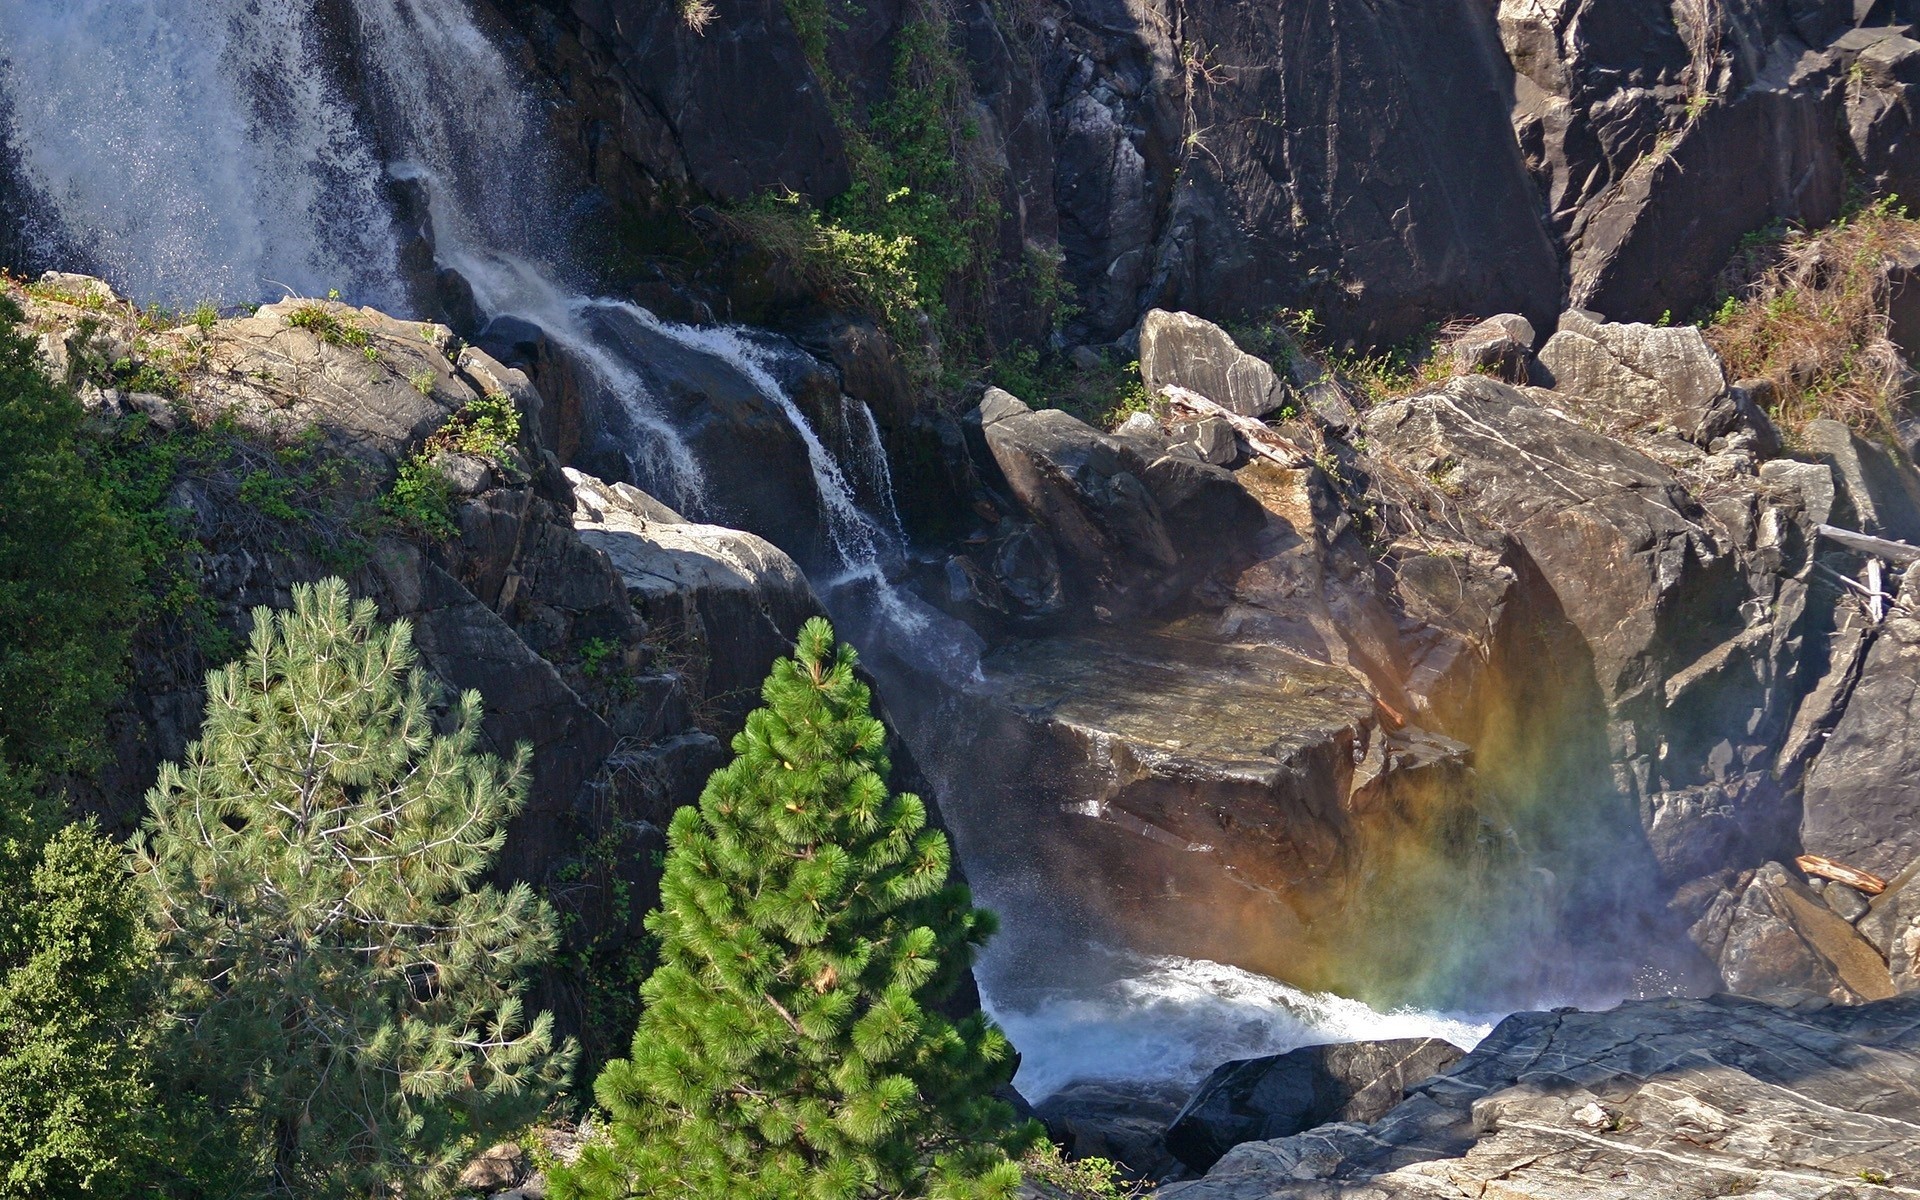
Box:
left=567, top=469, right=820, bottom=732
left=1801, top=417, right=1920, bottom=543
left=1034, top=1081, right=1188, bottom=1182
left=1709, top=861, right=1897, bottom=1005
left=1138, top=309, right=1288, bottom=418
left=1534, top=311, right=1733, bottom=442
left=1801, top=570, right=1920, bottom=879
left=1448, top=314, right=1535, bottom=383
left=1164, top=1038, right=1466, bottom=1173
left=1363, top=377, right=1737, bottom=712
left=971, top=389, right=1182, bottom=611
left=1860, top=859, right=1920, bottom=991
left=1157, top=994, right=1920, bottom=1200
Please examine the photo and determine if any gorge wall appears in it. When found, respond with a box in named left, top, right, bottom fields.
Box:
left=8, top=0, right=1920, bottom=1147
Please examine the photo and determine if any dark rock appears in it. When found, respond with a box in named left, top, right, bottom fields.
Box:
left=1843, top=29, right=1920, bottom=208
left=971, top=388, right=1182, bottom=612
left=1034, top=1080, right=1188, bottom=1183
left=1860, top=859, right=1920, bottom=991
left=1169, top=418, right=1238, bottom=467
left=1134, top=0, right=1563, bottom=344
left=1363, top=377, right=1738, bottom=712
left=1158, top=994, right=1920, bottom=1200
left=1165, top=1038, right=1466, bottom=1173
left=1802, top=417, right=1920, bottom=542
left=1503, top=7, right=1847, bottom=325
left=1802, top=570, right=1920, bottom=879
left=1826, top=881, right=1871, bottom=923
left=368, top=542, right=616, bottom=881
left=1711, top=861, right=1896, bottom=1005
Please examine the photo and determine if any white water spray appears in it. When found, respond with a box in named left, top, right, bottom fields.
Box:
left=0, top=0, right=403, bottom=307
left=988, top=951, right=1499, bottom=1102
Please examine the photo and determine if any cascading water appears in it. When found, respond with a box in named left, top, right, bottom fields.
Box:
left=0, top=0, right=1527, bottom=1104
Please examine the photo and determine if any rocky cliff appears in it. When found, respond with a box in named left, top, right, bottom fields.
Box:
left=469, top=0, right=1920, bottom=350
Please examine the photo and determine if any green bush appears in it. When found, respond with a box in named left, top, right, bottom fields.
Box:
left=0, top=765, right=155, bottom=1199
left=138, top=579, right=575, bottom=1198
left=0, top=295, right=141, bottom=771
left=552, top=618, right=1037, bottom=1200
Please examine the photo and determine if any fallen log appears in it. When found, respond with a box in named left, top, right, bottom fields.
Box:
left=1795, top=854, right=1888, bottom=896
left=1161, top=385, right=1312, bottom=468
left=1813, top=524, right=1920, bottom=566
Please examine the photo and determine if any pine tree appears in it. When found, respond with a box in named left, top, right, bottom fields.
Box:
left=137, top=578, right=576, bottom=1198
left=553, top=618, right=1035, bottom=1200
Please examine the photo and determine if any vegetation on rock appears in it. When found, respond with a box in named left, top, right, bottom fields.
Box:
left=1704, top=197, right=1920, bottom=442
left=138, top=579, right=574, bottom=1198
left=0, top=295, right=142, bottom=770
left=552, top=618, right=1035, bottom=1200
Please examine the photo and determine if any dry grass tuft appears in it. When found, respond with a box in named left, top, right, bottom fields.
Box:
left=1704, top=199, right=1920, bottom=442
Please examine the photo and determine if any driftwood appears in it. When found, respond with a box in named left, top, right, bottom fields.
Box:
left=1813, top=524, right=1920, bottom=566
left=1796, top=854, right=1888, bottom=896
left=1161, top=385, right=1311, bottom=468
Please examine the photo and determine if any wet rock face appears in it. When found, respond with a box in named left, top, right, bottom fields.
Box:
left=1160, top=994, right=1920, bottom=1200
left=1165, top=1038, right=1466, bottom=1174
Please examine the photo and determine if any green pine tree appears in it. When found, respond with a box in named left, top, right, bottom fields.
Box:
left=553, top=617, right=1036, bottom=1200
left=137, top=578, right=576, bottom=1198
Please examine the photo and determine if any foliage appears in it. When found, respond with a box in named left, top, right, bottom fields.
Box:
left=552, top=618, right=1037, bottom=1200
left=0, top=764, right=155, bottom=1199
left=284, top=302, right=372, bottom=350
left=990, top=347, right=1153, bottom=430
left=0, top=295, right=142, bottom=771
left=137, top=579, right=575, bottom=1199
left=732, top=6, right=1014, bottom=380
left=1703, top=196, right=1920, bottom=441
left=1018, top=1144, right=1153, bottom=1199
left=381, top=392, right=523, bottom=539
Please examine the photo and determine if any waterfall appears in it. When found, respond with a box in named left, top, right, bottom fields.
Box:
left=0, top=0, right=1524, bottom=1104
left=0, top=0, right=402, bottom=307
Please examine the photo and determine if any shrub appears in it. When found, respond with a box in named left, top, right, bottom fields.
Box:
left=138, top=579, right=575, bottom=1198
left=284, top=301, right=372, bottom=350
left=382, top=453, right=458, bottom=539
left=0, top=765, right=155, bottom=1199
left=1704, top=197, right=1920, bottom=440
left=0, top=295, right=141, bottom=771
left=552, top=618, right=1037, bottom=1200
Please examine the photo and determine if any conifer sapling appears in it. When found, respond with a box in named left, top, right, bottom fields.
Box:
left=554, top=618, right=1036, bottom=1200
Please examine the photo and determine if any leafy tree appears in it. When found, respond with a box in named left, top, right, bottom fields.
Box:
left=0, top=294, right=140, bottom=770
left=553, top=618, right=1035, bottom=1200
left=0, top=764, right=154, bottom=1198
left=137, top=578, right=575, bottom=1199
